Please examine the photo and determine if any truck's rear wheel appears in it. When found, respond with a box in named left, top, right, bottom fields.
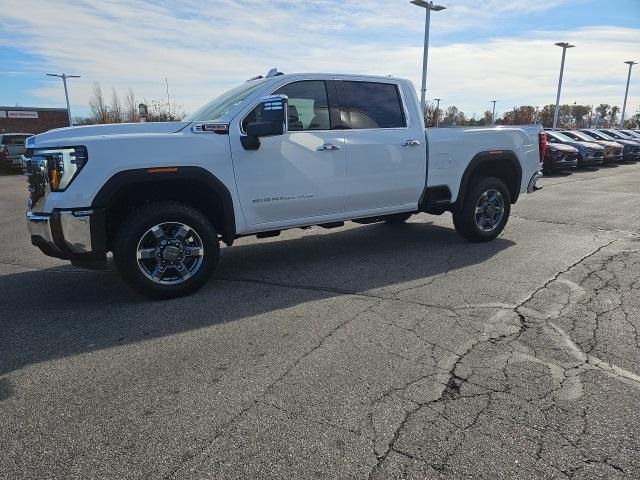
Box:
left=452, top=176, right=511, bottom=242
left=113, top=202, right=219, bottom=299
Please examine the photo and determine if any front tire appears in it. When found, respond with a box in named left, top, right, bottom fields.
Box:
left=113, top=202, right=219, bottom=299
left=452, top=176, right=511, bottom=243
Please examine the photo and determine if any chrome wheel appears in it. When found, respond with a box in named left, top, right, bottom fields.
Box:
left=474, top=189, right=505, bottom=232
left=136, top=222, right=204, bottom=285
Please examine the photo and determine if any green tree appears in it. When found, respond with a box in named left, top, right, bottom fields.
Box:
left=625, top=110, right=640, bottom=128
left=423, top=101, right=443, bottom=127
left=537, top=105, right=555, bottom=128
left=572, top=105, right=591, bottom=128
left=609, top=105, right=620, bottom=127
left=440, top=106, right=467, bottom=126
left=595, top=104, right=610, bottom=127
left=482, top=110, right=494, bottom=125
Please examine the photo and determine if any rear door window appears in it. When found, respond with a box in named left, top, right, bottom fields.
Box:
left=337, top=81, right=406, bottom=129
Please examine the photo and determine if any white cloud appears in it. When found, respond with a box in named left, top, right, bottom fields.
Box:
left=1, top=0, right=638, bottom=118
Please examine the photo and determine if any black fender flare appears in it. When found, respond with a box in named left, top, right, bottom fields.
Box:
left=456, top=151, right=522, bottom=208
left=92, top=166, right=236, bottom=245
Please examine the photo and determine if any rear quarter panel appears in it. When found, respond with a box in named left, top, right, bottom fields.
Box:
left=426, top=125, right=541, bottom=202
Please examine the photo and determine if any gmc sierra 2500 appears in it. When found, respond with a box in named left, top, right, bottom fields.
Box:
left=23, top=71, right=544, bottom=299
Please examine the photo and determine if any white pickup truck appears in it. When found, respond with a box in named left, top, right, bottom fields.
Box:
left=24, top=71, right=544, bottom=299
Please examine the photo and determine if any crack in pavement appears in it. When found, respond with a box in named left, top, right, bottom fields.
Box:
left=367, top=235, right=639, bottom=478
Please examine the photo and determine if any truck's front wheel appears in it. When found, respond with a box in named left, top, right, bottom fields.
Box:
left=452, top=176, right=511, bottom=243
left=113, top=202, right=219, bottom=299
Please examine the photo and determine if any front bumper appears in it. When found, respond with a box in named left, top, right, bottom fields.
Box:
left=27, top=208, right=106, bottom=263
left=579, top=154, right=603, bottom=166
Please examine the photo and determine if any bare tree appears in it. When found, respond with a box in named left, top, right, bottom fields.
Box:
left=110, top=88, right=123, bottom=123
left=124, top=88, right=139, bottom=123
left=144, top=99, right=186, bottom=122
left=89, top=82, right=110, bottom=124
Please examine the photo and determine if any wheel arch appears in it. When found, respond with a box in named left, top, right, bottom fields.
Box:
left=457, top=151, right=522, bottom=208
left=92, top=166, right=236, bottom=248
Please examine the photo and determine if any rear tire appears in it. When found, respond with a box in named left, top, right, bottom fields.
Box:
left=452, top=176, right=511, bottom=243
left=385, top=212, right=413, bottom=224
left=113, top=201, right=219, bottom=299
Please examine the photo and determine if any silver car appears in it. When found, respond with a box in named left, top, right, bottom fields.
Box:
left=0, top=133, right=33, bottom=172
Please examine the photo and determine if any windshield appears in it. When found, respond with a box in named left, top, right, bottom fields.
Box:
left=184, top=80, right=266, bottom=122
left=600, top=130, right=625, bottom=139
left=585, top=130, right=614, bottom=141
left=566, top=131, right=596, bottom=142
left=547, top=131, right=575, bottom=143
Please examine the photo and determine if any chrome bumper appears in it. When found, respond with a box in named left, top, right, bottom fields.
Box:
left=527, top=171, right=543, bottom=193
left=27, top=208, right=106, bottom=261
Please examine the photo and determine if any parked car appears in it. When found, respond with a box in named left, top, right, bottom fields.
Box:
left=0, top=133, right=33, bottom=173
left=22, top=71, right=544, bottom=299
left=580, top=129, right=639, bottom=162
left=542, top=141, right=578, bottom=173
left=596, top=129, right=640, bottom=161
left=562, top=130, right=623, bottom=163
left=545, top=130, right=603, bottom=168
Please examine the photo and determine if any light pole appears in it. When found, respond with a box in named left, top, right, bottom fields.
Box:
left=552, top=42, right=575, bottom=130
left=46, top=73, right=81, bottom=126
left=410, top=0, right=446, bottom=115
left=490, top=100, right=497, bottom=125
left=620, top=60, right=637, bottom=129
left=434, top=98, right=441, bottom=126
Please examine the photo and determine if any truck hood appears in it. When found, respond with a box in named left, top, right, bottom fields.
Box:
left=28, top=121, right=191, bottom=148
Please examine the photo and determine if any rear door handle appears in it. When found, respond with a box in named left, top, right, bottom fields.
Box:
left=402, top=140, right=421, bottom=147
left=317, top=143, right=341, bottom=151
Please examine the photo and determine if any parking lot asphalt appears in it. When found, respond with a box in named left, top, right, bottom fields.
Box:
left=1, top=164, right=639, bottom=479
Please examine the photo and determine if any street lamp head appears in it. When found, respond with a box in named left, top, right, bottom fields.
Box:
left=625, top=61, right=637, bottom=66
left=554, top=42, right=575, bottom=48
left=45, top=73, right=81, bottom=78
left=410, top=1, right=446, bottom=11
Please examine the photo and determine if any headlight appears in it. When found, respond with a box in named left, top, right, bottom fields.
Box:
left=29, top=146, right=88, bottom=191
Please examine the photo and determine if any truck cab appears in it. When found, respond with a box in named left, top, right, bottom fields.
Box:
left=23, top=71, right=543, bottom=299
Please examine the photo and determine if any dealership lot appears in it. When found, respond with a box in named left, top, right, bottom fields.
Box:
left=1, top=165, right=639, bottom=479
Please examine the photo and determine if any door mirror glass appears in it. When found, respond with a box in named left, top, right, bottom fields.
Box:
left=246, top=95, right=288, bottom=137
left=241, top=95, right=288, bottom=150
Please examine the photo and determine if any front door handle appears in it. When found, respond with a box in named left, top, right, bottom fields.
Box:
left=317, top=143, right=341, bottom=151
left=402, top=140, right=421, bottom=147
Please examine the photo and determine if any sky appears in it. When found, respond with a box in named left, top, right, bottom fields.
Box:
left=1, top=0, right=639, bottom=119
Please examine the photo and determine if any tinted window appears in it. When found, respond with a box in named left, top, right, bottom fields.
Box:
left=564, top=131, right=595, bottom=142
left=242, top=80, right=330, bottom=132
left=584, top=130, right=613, bottom=141
left=548, top=131, right=574, bottom=143
left=2, top=135, right=30, bottom=145
left=338, top=81, right=406, bottom=129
